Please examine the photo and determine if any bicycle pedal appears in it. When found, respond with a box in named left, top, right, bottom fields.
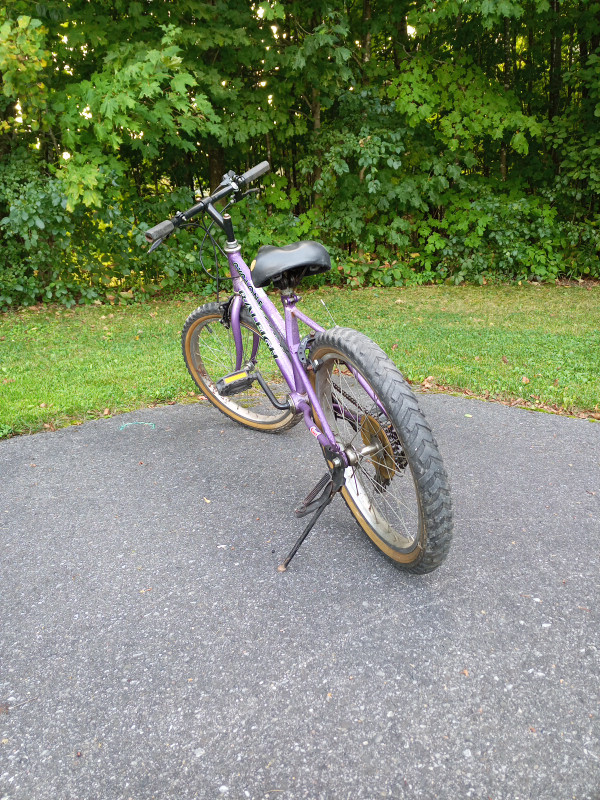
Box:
left=216, top=369, right=257, bottom=396
left=295, top=472, right=332, bottom=517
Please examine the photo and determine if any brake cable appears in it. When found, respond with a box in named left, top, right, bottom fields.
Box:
left=194, top=188, right=259, bottom=301
left=145, top=185, right=260, bottom=301
left=196, top=197, right=236, bottom=301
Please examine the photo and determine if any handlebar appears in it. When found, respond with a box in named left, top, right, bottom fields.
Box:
left=238, top=160, right=270, bottom=187
left=144, top=161, right=270, bottom=245
left=145, top=218, right=175, bottom=242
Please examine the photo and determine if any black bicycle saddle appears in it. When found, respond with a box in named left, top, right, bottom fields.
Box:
left=251, top=241, right=331, bottom=289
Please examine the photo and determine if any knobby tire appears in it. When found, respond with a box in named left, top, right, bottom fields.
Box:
left=182, top=302, right=301, bottom=433
left=309, top=326, right=453, bottom=573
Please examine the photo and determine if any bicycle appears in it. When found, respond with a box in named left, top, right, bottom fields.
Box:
left=145, top=161, right=453, bottom=572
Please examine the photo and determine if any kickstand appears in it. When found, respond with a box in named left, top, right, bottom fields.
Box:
left=277, top=490, right=333, bottom=572
left=278, top=453, right=345, bottom=572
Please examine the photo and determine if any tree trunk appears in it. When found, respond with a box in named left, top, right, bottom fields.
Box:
left=362, top=0, right=372, bottom=63
left=208, top=145, right=224, bottom=192
left=312, top=86, right=321, bottom=132
left=578, top=1, right=589, bottom=101
left=591, top=3, right=600, bottom=54
left=568, top=26, right=574, bottom=103
left=265, top=132, right=272, bottom=166
left=500, top=16, right=511, bottom=181
left=393, top=16, right=409, bottom=69
left=291, top=135, right=301, bottom=213
left=548, top=0, right=562, bottom=120
left=526, top=26, right=534, bottom=114
left=312, top=87, right=322, bottom=193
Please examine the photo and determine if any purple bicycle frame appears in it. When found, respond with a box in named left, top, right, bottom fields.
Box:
left=225, top=248, right=345, bottom=455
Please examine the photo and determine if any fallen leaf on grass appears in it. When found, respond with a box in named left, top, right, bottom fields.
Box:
left=502, top=355, right=509, bottom=364
left=414, top=378, right=595, bottom=420
left=522, top=376, right=530, bottom=384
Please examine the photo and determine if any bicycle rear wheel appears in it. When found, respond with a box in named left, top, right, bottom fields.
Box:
left=309, top=327, right=453, bottom=573
left=182, top=302, right=300, bottom=433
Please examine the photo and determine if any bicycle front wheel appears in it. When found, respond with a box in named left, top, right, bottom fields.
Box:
left=182, top=302, right=300, bottom=433
left=309, top=327, right=453, bottom=573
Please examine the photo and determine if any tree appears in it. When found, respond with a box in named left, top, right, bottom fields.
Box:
left=1, top=0, right=599, bottom=308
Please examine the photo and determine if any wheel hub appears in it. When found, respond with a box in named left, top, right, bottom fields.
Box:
left=343, top=414, right=407, bottom=491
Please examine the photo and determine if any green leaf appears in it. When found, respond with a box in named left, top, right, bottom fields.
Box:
left=100, top=96, right=118, bottom=120
left=170, top=72, right=196, bottom=94
left=511, top=131, right=529, bottom=154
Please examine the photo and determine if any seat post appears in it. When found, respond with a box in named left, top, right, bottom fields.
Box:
left=281, top=290, right=305, bottom=387
left=281, top=289, right=301, bottom=346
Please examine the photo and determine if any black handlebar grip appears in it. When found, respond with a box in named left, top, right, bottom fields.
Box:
left=239, top=161, right=270, bottom=187
left=145, top=219, right=175, bottom=242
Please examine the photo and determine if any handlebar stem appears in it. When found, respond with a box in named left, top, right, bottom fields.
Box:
left=204, top=202, right=225, bottom=229
left=222, top=213, right=235, bottom=244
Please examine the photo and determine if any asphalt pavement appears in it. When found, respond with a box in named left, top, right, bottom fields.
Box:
left=1, top=394, right=599, bottom=800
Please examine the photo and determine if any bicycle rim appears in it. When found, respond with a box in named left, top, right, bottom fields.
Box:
left=313, top=347, right=423, bottom=557
left=183, top=305, right=296, bottom=430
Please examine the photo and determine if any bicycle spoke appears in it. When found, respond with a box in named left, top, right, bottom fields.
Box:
left=354, top=461, right=417, bottom=537
left=184, top=308, right=296, bottom=428
left=316, top=352, right=420, bottom=550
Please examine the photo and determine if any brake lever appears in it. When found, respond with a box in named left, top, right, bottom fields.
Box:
left=147, top=238, right=164, bottom=254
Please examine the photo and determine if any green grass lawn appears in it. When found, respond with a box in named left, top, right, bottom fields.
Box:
left=1, top=284, right=599, bottom=439
left=301, top=284, right=600, bottom=414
